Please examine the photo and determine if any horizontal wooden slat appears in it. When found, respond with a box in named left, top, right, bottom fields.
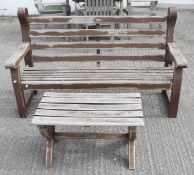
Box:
left=21, top=73, right=173, bottom=77
left=21, top=71, right=172, bottom=75
left=38, top=103, right=142, bottom=111
left=54, top=132, right=128, bottom=139
left=22, top=73, right=173, bottom=77
left=22, top=81, right=172, bottom=90
left=31, top=116, right=144, bottom=126
left=31, top=42, right=165, bottom=50
left=21, top=72, right=173, bottom=77
left=43, top=92, right=141, bottom=98
left=22, top=77, right=172, bottom=81
left=40, top=97, right=141, bottom=104
left=22, top=67, right=174, bottom=72
left=30, top=29, right=166, bottom=37
left=29, top=16, right=167, bottom=24
left=32, top=54, right=165, bottom=62
left=21, top=72, right=173, bottom=76
left=35, top=109, right=143, bottom=118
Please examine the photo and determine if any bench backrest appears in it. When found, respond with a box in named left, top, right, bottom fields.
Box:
left=18, top=7, right=177, bottom=65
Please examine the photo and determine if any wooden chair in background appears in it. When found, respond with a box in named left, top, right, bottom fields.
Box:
left=126, top=0, right=158, bottom=16
left=34, top=0, right=71, bottom=15
left=74, top=0, right=125, bottom=16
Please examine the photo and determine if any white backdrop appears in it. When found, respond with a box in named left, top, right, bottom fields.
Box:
left=0, top=0, right=193, bottom=16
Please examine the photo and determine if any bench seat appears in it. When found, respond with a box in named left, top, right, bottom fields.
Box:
left=21, top=67, right=173, bottom=89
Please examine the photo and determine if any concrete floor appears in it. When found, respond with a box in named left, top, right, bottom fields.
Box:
left=0, top=9, right=194, bottom=175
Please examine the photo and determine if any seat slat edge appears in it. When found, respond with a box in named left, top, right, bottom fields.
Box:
left=31, top=116, right=144, bottom=126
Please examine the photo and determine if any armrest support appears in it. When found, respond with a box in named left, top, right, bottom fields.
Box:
left=5, top=43, right=30, bottom=69
left=167, top=42, right=187, bottom=68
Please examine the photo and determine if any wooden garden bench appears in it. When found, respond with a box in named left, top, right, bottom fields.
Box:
left=31, top=92, right=144, bottom=169
left=5, top=7, right=187, bottom=118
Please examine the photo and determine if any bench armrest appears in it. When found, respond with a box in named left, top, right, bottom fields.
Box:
left=167, top=42, right=187, bottom=68
left=5, top=43, right=30, bottom=69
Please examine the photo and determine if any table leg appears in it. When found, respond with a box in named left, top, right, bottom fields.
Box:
left=46, top=138, right=54, bottom=168
left=128, top=127, right=137, bottom=170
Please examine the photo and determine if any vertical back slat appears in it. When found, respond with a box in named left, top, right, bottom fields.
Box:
left=84, top=0, right=87, bottom=15
left=102, top=0, right=105, bottom=16
left=111, top=0, right=113, bottom=15
left=92, top=0, right=95, bottom=15
left=108, top=0, right=111, bottom=15
left=88, top=0, right=91, bottom=15
left=106, top=0, right=108, bottom=15
left=120, top=0, right=123, bottom=15
left=100, top=0, right=102, bottom=15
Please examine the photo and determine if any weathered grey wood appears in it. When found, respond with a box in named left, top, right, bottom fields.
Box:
left=167, top=43, right=187, bottom=68
left=32, top=92, right=144, bottom=169
left=32, top=54, right=165, bottom=62
left=35, top=109, right=143, bottom=118
left=43, top=92, right=141, bottom=98
left=22, top=79, right=172, bottom=85
left=21, top=73, right=173, bottom=77
left=29, top=16, right=167, bottom=24
left=21, top=72, right=173, bottom=76
left=32, top=116, right=144, bottom=126
left=40, top=97, right=141, bottom=104
left=22, top=67, right=174, bottom=72
left=30, top=29, right=166, bottom=37
left=129, top=127, right=137, bottom=170
left=46, top=139, right=54, bottom=168
left=22, top=71, right=172, bottom=74
left=22, top=77, right=172, bottom=82
left=38, top=103, right=142, bottom=111
left=5, top=43, right=30, bottom=69
left=31, top=42, right=165, bottom=50
left=54, top=132, right=128, bottom=139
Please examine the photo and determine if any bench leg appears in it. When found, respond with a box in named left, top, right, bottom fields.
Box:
left=38, top=126, right=55, bottom=168
left=46, top=138, right=54, bottom=168
left=168, top=68, right=183, bottom=118
left=128, top=127, right=137, bottom=170
left=24, top=51, right=38, bottom=96
left=10, top=68, right=27, bottom=118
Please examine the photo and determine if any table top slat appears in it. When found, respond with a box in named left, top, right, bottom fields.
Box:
left=41, top=97, right=142, bottom=104
left=32, top=116, right=144, bottom=126
left=32, top=92, right=144, bottom=127
left=38, top=103, right=142, bottom=111
left=44, top=92, right=141, bottom=98
left=35, top=109, right=143, bottom=118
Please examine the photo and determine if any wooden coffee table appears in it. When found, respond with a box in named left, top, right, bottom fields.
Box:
left=32, top=92, right=144, bottom=169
